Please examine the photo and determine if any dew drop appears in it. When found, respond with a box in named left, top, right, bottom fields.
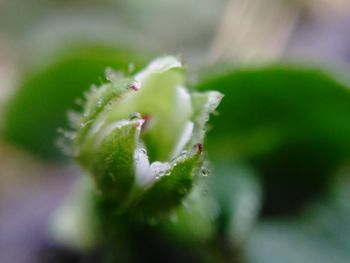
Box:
left=155, top=174, right=161, bottom=180
left=140, top=148, right=147, bottom=154
left=150, top=162, right=170, bottom=176
left=201, top=167, right=210, bottom=177
left=150, top=161, right=161, bottom=168
left=180, top=150, right=188, bottom=157
left=129, top=112, right=141, bottom=120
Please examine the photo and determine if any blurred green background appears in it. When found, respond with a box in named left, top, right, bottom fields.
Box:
left=1, top=0, right=350, bottom=263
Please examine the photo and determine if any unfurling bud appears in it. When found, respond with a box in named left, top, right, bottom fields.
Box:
left=68, top=56, right=223, bottom=216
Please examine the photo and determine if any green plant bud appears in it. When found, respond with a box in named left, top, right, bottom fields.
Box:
left=67, top=56, right=222, bottom=216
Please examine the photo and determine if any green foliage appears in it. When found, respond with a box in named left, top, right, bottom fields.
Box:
left=197, top=66, right=350, bottom=215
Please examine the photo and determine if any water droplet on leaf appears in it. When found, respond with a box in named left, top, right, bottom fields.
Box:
left=129, top=112, right=141, bottom=120
left=201, top=167, right=210, bottom=177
